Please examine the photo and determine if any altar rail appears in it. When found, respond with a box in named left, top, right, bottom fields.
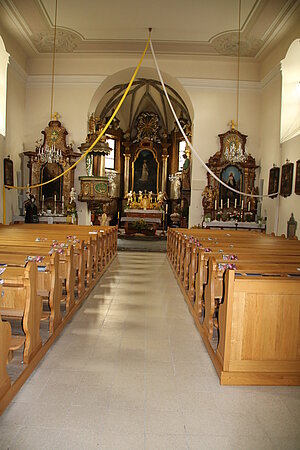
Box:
left=167, top=227, right=300, bottom=385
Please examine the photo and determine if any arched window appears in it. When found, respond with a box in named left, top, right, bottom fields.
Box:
left=0, top=36, right=9, bottom=137
left=281, top=39, right=300, bottom=143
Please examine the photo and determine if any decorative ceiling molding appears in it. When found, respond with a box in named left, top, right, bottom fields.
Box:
left=31, top=28, right=81, bottom=53
left=211, top=32, right=263, bottom=57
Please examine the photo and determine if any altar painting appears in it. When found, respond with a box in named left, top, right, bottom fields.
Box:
left=133, top=149, right=158, bottom=194
left=41, top=163, right=63, bottom=202
left=220, top=165, right=242, bottom=206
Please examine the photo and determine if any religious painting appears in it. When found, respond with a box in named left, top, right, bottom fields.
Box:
left=295, top=160, right=300, bottom=195
left=280, top=162, right=294, bottom=197
left=40, top=163, right=63, bottom=202
left=133, top=149, right=158, bottom=194
left=268, top=166, right=280, bottom=198
left=220, top=165, right=242, bottom=207
left=3, top=157, right=14, bottom=188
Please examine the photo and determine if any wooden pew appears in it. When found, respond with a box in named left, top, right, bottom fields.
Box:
left=0, top=262, right=42, bottom=364
left=216, top=269, right=300, bottom=385
left=0, top=313, right=11, bottom=400
left=0, top=252, right=62, bottom=334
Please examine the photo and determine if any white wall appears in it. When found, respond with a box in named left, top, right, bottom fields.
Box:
left=278, top=134, right=300, bottom=238
left=185, top=83, right=261, bottom=226
left=0, top=60, right=26, bottom=224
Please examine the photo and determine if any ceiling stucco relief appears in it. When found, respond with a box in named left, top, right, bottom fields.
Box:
left=211, top=32, right=263, bottom=57
left=31, top=28, right=81, bottom=53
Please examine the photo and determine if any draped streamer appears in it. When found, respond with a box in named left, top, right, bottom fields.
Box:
left=2, top=35, right=151, bottom=224
left=150, top=39, right=277, bottom=200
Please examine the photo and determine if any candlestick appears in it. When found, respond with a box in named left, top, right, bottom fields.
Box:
left=220, top=199, right=223, bottom=210
left=241, top=199, right=244, bottom=210
left=227, top=198, right=229, bottom=208
left=234, top=198, right=237, bottom=209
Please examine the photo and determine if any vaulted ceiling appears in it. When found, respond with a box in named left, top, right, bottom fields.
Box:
left=0, top=0, right=299, bottom=58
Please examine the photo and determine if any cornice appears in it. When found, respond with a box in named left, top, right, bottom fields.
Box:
left=8, top=56, right=28, bottom=83
left=26, top=74, right=107, bottom=86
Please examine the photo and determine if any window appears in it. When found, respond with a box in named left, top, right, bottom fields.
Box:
left=105, top=138, right=115, bottom=169
left=281, top=39, right=300, bottom=143
left=178, top=140, right=186, bottom=171
left=0, top=36, right=9, bottom=137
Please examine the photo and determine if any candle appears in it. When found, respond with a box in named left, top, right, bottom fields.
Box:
left=42, top=195, right=44, bottom=201
left=234, top=198, right=237, bottom=209
left=214, top=200, right=217, bottom=210
left=227, top=198, right=229, bottom=208
left=241, top=200, right=244, bottom=209
left=118, top=211, right=120, bottom=219
left=248, top=201, right=250, bottom=211
left=166, top=204, right=168, bottom=213
left=54, top=194, right=56, bottom=202
left=221, top=199, right=223, bottom=209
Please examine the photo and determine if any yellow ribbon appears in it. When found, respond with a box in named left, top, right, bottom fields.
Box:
left=2, top=35, right=151, bottom=224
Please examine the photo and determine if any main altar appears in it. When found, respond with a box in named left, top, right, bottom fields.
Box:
left=121, top=190, right=165, bottom=235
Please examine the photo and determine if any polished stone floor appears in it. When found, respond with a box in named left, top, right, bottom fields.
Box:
left=0, top=252, right=299, bottom=450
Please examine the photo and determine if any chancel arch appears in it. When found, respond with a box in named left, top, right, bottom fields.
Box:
left=80, top=67, right=194, bottom=228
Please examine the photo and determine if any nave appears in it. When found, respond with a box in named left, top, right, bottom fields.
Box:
left=0, top=252, right=299, bottom=450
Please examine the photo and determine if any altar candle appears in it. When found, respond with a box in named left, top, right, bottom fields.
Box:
left=227, top=198, right=229, bottom=208
left=234, top=198, right=237, bottom=209
left=214, top=200, right=217, bottom=210
left=42, top=195, right=44, bottom=201
left=248, top=201, right=250, bottom=211
left=166, top=204, right=168, bottom=213
left=241, top=199, right=244, bottom=209
left=220, top=199, right=223, bottom=209
left=54, top=194, right=56, bottom=203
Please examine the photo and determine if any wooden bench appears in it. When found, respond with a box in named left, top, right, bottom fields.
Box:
left=0, top=262, right=42, bottom=364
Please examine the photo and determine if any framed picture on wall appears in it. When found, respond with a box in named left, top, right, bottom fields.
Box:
left=280, top=161, right=294, bottom=197
left=295, top=159, right=300, bottom=195
left=268, top=166, right=280, bottom=198
left=3, top=157, right=14, bottom=188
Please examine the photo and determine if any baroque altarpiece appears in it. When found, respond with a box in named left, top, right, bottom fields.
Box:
left=202, top=125, right=259, bottom=222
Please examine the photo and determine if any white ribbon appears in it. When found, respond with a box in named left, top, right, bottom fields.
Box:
left=150, top=39, right=278, bottom=200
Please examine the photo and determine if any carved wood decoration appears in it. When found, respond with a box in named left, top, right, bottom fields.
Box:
left=24, top=119, right=81, bottom=211
left=203, top=127, right=258, bottom=220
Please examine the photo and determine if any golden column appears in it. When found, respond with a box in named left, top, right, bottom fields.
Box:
left=122, top=142, right=131, bottom=197
left=161, top=144, right=170, bottom=193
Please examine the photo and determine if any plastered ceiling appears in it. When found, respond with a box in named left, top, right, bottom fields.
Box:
left=0, top=0, right=299, bottom=57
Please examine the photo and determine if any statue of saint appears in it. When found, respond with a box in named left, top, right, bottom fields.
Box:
left=202, top=186, right=215, bottom=210
left=139, top=160, right=149, bottom=182
left=181, top=153, right=191, bottom=190
left=174, top=176, right=181, bottom=199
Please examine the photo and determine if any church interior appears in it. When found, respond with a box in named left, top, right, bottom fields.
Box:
left=0, top=0, right=300, bottom=449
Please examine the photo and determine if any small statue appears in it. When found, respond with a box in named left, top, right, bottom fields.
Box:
left=181, top=150, right=191, bottom=190
left=247, top=186, right=258, bottom=211
left=174, top=176, right=181, bottom=199
left=66, top=188, right=78, bottom=224
left=126, top=190, right=133, bottom=204
left=202, top=185, right=215, bottom=210
left=138, top=191, right=143, bottom=204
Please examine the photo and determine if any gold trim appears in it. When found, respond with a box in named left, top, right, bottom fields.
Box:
left=131, top=147, right=160, bottom=193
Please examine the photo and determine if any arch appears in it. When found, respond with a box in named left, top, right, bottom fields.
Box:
left=88, top=66, right=194, bottom=124
left=280, top=39, right=300, bottom=143
left=0, top=36, right=10, bottom=137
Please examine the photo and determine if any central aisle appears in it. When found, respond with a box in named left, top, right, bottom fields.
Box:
left=1, top=252, right=299, bottom=449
